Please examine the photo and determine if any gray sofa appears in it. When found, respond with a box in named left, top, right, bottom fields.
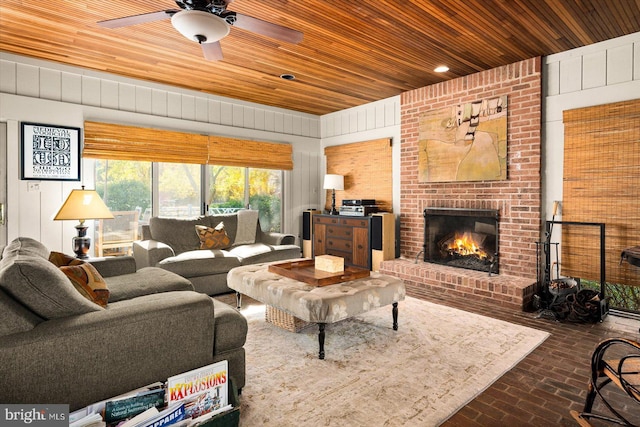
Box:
left=133, top=211, right=301, bottom=296
left=0, top=237, right=247, bottom=411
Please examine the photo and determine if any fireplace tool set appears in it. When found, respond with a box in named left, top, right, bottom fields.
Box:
left=534, top=203, right=577, bottom=319
left=533, top=202, right=609, bottom=322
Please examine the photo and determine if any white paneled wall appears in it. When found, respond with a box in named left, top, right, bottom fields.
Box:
left=321, top=96, right=401, bottom=138
left=543, top=32, right=640, bottom=221
left=546, top=33, right=640, bottom=97
left=0, top=52, right=321, bottom=252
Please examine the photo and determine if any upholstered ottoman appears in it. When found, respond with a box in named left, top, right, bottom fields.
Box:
left=227, top=261, right=406, bottom=359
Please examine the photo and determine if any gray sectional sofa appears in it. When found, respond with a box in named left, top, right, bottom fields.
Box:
left=133, top=210, right=301, bottom=295
left=0, top=237, right=247, bottom=411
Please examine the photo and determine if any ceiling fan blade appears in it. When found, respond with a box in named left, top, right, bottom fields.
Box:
left=201, top=41, right=224, bottom=61
left=232, top=13, right=303, bottom=44
left=97, top=10, right=177, bottom=29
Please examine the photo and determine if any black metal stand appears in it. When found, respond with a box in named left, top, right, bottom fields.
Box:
left=534, top=220, right=608, bottom=322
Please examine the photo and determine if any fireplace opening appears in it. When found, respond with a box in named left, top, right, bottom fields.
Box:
left=424, top=208, right=499, bottom=274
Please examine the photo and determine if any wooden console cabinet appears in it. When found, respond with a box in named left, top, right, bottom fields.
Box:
left=313, top=215, right=372, bottom=270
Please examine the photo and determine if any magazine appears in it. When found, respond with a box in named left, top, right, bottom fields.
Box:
left=166, top=361, right=228, bottom=420
left=104, top=388, right=165, bottom=425
left=118, top=407, right=159, bottom=427
left=130, top=402, right=185, bottom=427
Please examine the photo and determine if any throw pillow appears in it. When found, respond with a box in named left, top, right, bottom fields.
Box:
left=48, top=251, right=77, bottom=267
left=195, top=222, right=231, bottom=250
left=49, top=251, right=110, bottom=307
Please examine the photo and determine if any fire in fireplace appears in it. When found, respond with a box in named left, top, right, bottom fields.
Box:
left=423, top=208, right=499, bottom=274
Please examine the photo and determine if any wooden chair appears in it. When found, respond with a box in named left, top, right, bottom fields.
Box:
left=96, top=210, right=139, bottom=257
left=571, top=338, right=640, bottom=426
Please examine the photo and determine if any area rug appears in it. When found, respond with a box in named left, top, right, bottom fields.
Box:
left=237, top=296, right=549, bottom=426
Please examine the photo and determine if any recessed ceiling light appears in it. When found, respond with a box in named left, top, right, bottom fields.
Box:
left=280, top=73, right=296, bottom=80
left=434, top=66, right=449, bottom=73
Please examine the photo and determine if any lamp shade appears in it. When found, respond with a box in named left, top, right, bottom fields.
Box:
left=171, top=10, right=230, bottom=44
left=54, top=187, right=114, bottom=221
left=323, top=174, right=344, bottom=191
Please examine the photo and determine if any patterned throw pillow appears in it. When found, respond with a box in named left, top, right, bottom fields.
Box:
left=48, top=251, right=77, bottom=267
left=48, top=251, right=110, bottom=307
left=195, top=222, right=231, bottom=250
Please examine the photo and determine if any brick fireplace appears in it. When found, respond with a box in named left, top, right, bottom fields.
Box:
left=381, top=57, right=542, bottom=311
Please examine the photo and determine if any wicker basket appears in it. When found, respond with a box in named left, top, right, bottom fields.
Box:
left=265, top=305, right=312, bottom=333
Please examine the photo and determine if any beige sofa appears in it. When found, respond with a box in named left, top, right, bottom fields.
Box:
left=0, top=237, right=247, bottom=411
left=133, top=210, right=301, bottom=296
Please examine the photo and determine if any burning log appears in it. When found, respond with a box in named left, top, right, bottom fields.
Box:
left=438, top=231, right=490, bottom=260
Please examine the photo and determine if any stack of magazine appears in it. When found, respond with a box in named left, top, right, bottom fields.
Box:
left=70, top=360, right=233, bottom=427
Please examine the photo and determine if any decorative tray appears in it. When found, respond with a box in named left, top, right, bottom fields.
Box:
left=268, top=259, right=370, bottom=287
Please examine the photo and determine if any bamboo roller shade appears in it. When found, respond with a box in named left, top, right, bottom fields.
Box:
left=324, top=138, right=393, bottom=213
left=83, top=121, right=292, bottom=170
left=562, top=99, right=640, bottom=287
left=209, top=136, right=293, bottom=170
left=83, top=121, right=208, bottom=164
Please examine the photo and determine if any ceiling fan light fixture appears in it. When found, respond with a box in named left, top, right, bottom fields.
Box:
left=171, top=10, right=229, bottom=44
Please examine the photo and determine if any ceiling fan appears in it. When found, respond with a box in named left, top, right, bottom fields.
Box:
left=97, top=0, right=303, bottom=61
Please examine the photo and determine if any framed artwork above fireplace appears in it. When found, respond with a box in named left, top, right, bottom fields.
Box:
left=418, top=95, right=508, bottom=183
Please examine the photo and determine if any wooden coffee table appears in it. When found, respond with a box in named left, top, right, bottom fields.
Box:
left=227, top=260, right=406, bottom=359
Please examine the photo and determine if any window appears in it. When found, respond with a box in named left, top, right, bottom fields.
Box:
left=158, top=162, right=201, bottom=218
left=84, top=123, right=291, bottom=256
left=94, top=159, right=151, bottom=256
left=207, top=166, right=283, bottom=232
left=92, top=160, right=284, bottom=256
left=207, top=166, right=245, bottom=214
left=249, top=168, right=282, bottom=232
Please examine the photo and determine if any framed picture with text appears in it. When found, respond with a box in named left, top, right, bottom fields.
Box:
left=21, top=122, right=81, bottom=181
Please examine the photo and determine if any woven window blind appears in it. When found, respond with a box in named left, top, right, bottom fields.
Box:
left=561, top=99, right=640, bottom=288
left=83, top=121, right=293, bottom=170
left=83, top=121, right=208, bottom=164
left=324, top=138, right=393, bottom=212
left=208, top=136, right=293, bottom=170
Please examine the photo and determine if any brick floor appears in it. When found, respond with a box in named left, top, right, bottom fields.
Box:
left=414, top=288, right=640, bottom=427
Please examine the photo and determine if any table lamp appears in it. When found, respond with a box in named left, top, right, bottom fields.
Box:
left=323, top=174, right=344, bottom=215
left=54, top=186, right=114, bottom=259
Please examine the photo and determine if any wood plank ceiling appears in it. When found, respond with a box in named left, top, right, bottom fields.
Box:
left=1, top=1, right=639, bottom=115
